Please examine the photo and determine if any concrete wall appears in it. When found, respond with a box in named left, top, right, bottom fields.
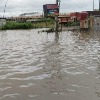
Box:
left=80, top=19, right=89, bottom=29
left=89, top=16, right=94, bottom=28
left=94, top=16, right=100, bottom=31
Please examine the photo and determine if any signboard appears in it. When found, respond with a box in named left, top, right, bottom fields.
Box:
left=43, top=4, right=59, bottom=17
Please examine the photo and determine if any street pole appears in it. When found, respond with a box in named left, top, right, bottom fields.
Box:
left=55, top=0, right=59, bottom=32
left=99, top=0, right=100, bottom=11
left=93, top=0, right=94, bottom=11
left=56, top=0, right=58, bottom=5
left=3, top=0, right=8, bottom=18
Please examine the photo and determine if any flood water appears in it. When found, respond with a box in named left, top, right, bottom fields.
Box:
left=0, top=29, right=100, bottom=100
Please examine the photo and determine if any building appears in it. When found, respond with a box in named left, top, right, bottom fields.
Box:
left=87, top=11, right=100, bottom=29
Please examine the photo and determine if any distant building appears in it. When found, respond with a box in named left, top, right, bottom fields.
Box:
left=19, top=12, right=42, bottom=17
left=87, top=11, right=100, bottom=16
left=87, top=11, right=100, bottom=29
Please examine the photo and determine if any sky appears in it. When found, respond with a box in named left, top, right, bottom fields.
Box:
left=0, top=0, right=99, bottom=17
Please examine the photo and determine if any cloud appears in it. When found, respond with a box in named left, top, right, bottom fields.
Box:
left=0, top=0, right=99, bottom=17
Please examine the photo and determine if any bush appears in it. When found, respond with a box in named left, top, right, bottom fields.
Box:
left=64, top=21, right=80, bottom=27
left=1, top=19, right=55, bottom=30
left=1, top=21, right=33, bottom=30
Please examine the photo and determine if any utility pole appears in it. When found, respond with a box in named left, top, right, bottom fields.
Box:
left=99, top=0, right=100, bottom=11
left=93, top=0, right=94, bottom=11
left=3, top=0, right=8, bottom=18
left=55, top=0, right=59, bottom=32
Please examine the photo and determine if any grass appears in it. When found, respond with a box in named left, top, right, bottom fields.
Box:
left=64, top=21, right=80, bottom=27
left=1, top=18, right=79, bottom=30
left=1, top=21, right=33, bottom=30
left=32, top=18, right=55, bottom=28
left=1, top=18, right=55, bottom=30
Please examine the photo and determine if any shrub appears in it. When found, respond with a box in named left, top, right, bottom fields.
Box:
left=1, top=21, right=33, bottom=30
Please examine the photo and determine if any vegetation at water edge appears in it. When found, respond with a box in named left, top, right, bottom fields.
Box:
left=1, top=18, right=55, bottom=30
left=1, top=21, right=33, bottom=30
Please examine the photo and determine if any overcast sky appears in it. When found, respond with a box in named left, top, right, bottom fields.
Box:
left=0, top=0, right=99, bottom=17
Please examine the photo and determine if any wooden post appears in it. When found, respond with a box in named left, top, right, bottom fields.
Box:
left=61, top=18, right=62, bottom=31
left=67, top=18, right=68, bottom=27
left=55, top=16, right=59, bottom=32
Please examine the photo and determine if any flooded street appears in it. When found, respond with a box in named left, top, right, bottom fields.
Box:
left=0, top=29, right=100, bottom=100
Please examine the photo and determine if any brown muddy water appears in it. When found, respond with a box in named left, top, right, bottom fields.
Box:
left=0, top=29, right=100, bottom=100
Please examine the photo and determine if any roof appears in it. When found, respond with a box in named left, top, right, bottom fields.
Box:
left=86, top=11, right=100, bottom=16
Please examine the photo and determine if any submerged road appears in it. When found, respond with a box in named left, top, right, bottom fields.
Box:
left=0, top=29, right=100, bottom=100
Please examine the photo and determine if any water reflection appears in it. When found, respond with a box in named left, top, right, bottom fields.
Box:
left=42, top=32, right=65, bottom=94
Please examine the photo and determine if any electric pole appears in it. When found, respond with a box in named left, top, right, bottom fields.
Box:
left=56, top=0, right=58, bottom=5
left=99, top=0, right=100, bottom=11
left=93, top=0, right=94, bottom=11
left=3, top=0, right=8, bottom=18
left=55, top=0, right=59, bottom=32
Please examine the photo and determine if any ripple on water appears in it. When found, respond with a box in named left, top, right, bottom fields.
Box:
left=0, top=29, right=100, bottom=100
